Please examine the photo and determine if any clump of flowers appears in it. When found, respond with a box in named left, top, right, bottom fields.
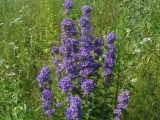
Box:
left=65, top=95, right=82, bottom=119
left=58, top=76, right=74, bottom=93
left=78, top=5, right=103, bottom=97
left=36, top=0, right=131, bottom=119
left=114, top=90, right=130, bottom=120
left=81, top=79, right=94, bottom=96
left=37, top=67, right=55, bottom=116
left=64, top=0, right=73, bottom=15
left=104, top=33, right=117, bottom=86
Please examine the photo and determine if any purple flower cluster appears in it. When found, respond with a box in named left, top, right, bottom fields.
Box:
left=48, top=1, right=119, bottom=119
left=65, top=96, right=82, bottom=119
left=42, top=88, right=55, bottom=116
left=94, top=38, right=103, bottom=56
left=81, top=79, right=94, bottom=96
left=63, top=0, right=73, bottom=15
left=79, top=6, right=92, bottom=35
left=36, top=0, right=123, bottom=119
left=56, top=103, right=63, bottom=108
left=58, top=76, right=74, bottom=93
left=37, top=67, right=55, bottom=116
left=42, top=88, right=54, bottom=101
left=82, top=5, right=92, bottom=18
left=114, top=90, right=130, bottom=120
left=104, top=33, right=117, bottom=85
left=61, top=18, right=77, bottom=37
left=52, top=46, right=60, bottom=67
left=57, top=18, right=79, bottom=93
left=37, top=67, right=52, bottom=89
left=78, top=5, right=103, bottom=96
left=52, top=46, right=59, bottom=54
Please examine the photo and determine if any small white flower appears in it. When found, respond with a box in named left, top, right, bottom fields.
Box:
left=8, top=72, right=16, bottom=76
left=5, top=65, right=10, bottom=69
left=131, top=78, right=137, bottom=83
left=134, top=48, right=141, bottom=53
left=140, top=37, right=151, bottom=44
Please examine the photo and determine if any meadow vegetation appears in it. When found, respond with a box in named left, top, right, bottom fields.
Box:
left=0, top=0, right=160, bottom=119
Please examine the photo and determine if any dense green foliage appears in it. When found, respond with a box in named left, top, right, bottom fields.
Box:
left=0, top=0, right=160, bottom=119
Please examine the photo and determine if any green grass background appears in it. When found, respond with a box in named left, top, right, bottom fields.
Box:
left=0, top=0, right=160, bottom=119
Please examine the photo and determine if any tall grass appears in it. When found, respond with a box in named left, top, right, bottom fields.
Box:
left=0, top=0, right=160, bottom=119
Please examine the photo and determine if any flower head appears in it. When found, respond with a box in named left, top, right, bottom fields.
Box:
left=37, top=67, right=52, bottom=88
left=41, top=101, right=53, bottom=110
left=61, top=18, right=76, bottom=37
left=56, top=103, right=63, bottom=108
left=52, top=46, right=59, bottom=54
left=114, top=89, right=130, bottom=120
left=42, top=88, right=54, bottom=101
left=64, top=0, right=73, bottom=9
left=45, top=110, right=55, bottom=117
left=58, top=76, right=74, bottom=93
left=104, top=33, right=117, bottom=87
left=64, top=0, right=73, bottom=15
left=65, top=96, right=82, bottom=119
left=81, top=79, right=94, bottom=96
left=106, top=33, right=118, bottom=44
left=82, top=6, right=92, bottom=15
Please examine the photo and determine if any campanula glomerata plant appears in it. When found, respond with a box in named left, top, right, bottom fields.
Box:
left=37, top=0, right=130, bottom=119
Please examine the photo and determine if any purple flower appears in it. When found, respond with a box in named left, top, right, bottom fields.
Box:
left=104, top=68, right=112, bottom=76
left=79, top=35, right=94, bottom=47
left=114, top=109, right=122, bottom=115
left=81, top=79, right=94, bottom=96
left=80, top=67, right=94, bottom=77
left=92, top=62, right=102, bottom=69
left=104, top=33, right=117, bottom=86
left=78, top=5, right=103, bottom=83
left=37, top=67, right=52, bottom=88
left=106, top=33, right=118, bottom=43
left=42, top=88, right=53, bottom=101
left=45, top=110, right=55, bottom=117
left=105, top=57, right=116, bottom=67
left=41, top=101, right=53, bottom=110
left=79, top=16, right=90, bottom=27
left=79, top=6, right=93, bottom=35
left=79, top=58, right=94, bottom=68
left=95, top=38, right=103, bottom=46
left=58, top=76, right=74, bottom=93
left=52, top=46, right=59, bottom=54
left=54, top=57, right=59, bottom=65
left=114, top=89, right=130, bottom=120
left=65, top=96, right=82, bottom=119
left=59, top=46, right=66, bottom=53
left=61, top=18, right=76, bottom=37
left=118, top=90, right=130, bottom=103
left=37, top=67, right=55, bottom=116
left=64, top=0, right=73, bottom=9
left=63, top=0, right=73, bottom=15
left=114, top=116, right=121, bottom=120
left=79, top=47, right=91, bottom=57
left=63, top=38, right=79, bottom=52
left=41, top=67, right=50, bottom=74
left=82, top=6, right=92, bottom=15
left=56, top=103, right=63, bottom=108
left=94, top=48, right=103, bottom=56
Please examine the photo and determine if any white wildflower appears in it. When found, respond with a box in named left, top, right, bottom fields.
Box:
left=140, top=37, right=151, bottom=45
left=131, top=78, right=137, bottom=83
